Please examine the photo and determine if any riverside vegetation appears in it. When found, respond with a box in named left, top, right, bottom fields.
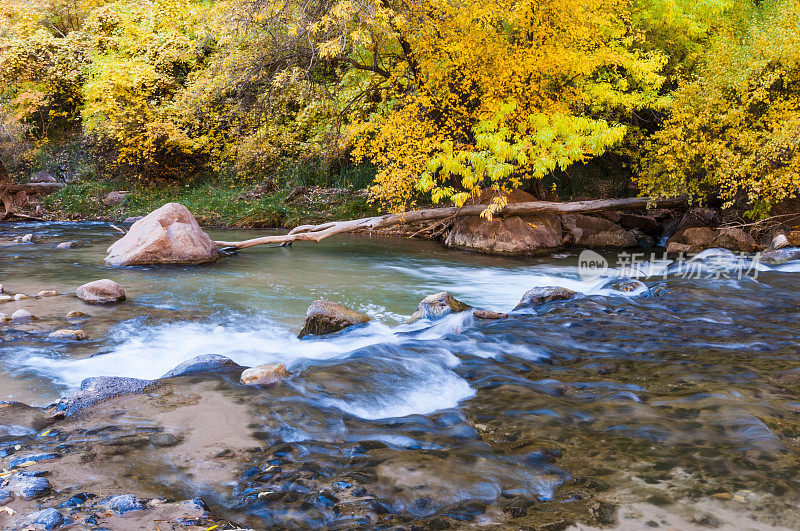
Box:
left=1, top=0, right=799, bottom=223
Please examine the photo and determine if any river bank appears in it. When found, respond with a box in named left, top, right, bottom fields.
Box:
left=2, top=222, right=800, bottom=529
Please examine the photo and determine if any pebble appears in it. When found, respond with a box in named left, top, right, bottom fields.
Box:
left=473, top=310, right=509, bottom=319
left=13, top=293, right=29, bottom=300
left=0, top=294, right=12, bottom=302
left=65, top=310, right=89, bottom=319
left=37, top=290, right=58, bottom=297
left=98, top=494, right=145, bottom=514
left=11, top=309, right=34, bottom=321
left=20, top=234, right=34, bottom=243
left=7, top=474, right=50, bottom=499
left=712, top=492, right=732, bottom=500
left=18, top=508, right=64, bottom=530
left=0, top=313, right=8, bottom=322
left=55, top=241, right=75, bottom=249
left=48, top=329, right=88, bottom=340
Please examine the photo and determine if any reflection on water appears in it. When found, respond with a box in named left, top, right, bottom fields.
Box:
left=2, top=221, right=800, bottom=528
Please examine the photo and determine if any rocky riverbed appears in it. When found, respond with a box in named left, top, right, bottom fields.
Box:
left=3, top=221, right=800, bottom=529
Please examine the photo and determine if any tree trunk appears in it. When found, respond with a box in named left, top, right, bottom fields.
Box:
left=214, top=196, right=687, bottom=249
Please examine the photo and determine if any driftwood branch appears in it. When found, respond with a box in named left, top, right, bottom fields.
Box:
left=215, top=196, right=687, bottom=249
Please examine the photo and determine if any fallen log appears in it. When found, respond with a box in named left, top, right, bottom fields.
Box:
left=214, top=196, right=687, bottom=249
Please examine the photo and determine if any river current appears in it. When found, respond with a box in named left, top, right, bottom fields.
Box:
left=1, top=221, right=800, bottom=529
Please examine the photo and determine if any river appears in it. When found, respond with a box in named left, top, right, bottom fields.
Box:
left=1, top=220, right=799, bottom=529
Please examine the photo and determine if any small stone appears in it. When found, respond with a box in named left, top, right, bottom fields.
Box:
left=48, top=329, right=88, bottom=340
left=55, top=241, right=76, bottom=249
left=408, top=292, right=471, bottom=323
left=11, top=309, right=34, bottom=321
left=473, top=310, right=509, bottom=319
left=13, top=293, right=29, bottom=300
left=76, top=279, right=126, bottom=304
left=18, top=508, right=64, bottom=530
left=20, top=233, right=34, bottom=243
left=7, top=474, right=50, bottom=499
left=98, top=494, right=144, bottom=514
left=712, top=492, right=732, bottom=500
left=240, top=363, right=289, bottom=386
left=36, top=290, right=58, bottom=297
left=0, top=313, right=8, bottom=321
left=0, top=294, right=12, bottom=302
left=65, top=310, right=89, bottom=319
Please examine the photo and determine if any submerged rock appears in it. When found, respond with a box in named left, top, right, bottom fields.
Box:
left=639, top=282, right=670, bottom=298
left=473, top=310, right=509, bottom=319
left=105, top=202, right=219, bottom=266
left=36, top=290, right=58, bottom=297
left=602, top=280, right=647, bottom=293
left=48, top=329, right=88, bottom=340
left=7, top=474, right=50, bottom=499
left=55, top=241, right=75, bottom=249
left=561, top=214, right=637, bottom=248
left=514, top=287, right=577, bottom=310
left=11, top=309, right=34, bottom=321
left=408, top=292, right=472, bottom=323
left=56, top=376, right=154, bottom=416
left=76, top=279, right=126, bottom=304
left=98, top=494, right=145, bottom=514
left=17, top=508, right=64, bottom=530
left=160, top=354, right=243, bottom=379
left=8, top=453, right=61, bottom=468
left=761, top=247, right=800, bottom=265
left=298, top=300, right=372, bottom=338
left=240, top=363, right=289, bottom=386
left=65, top=310, right=88, bottom=319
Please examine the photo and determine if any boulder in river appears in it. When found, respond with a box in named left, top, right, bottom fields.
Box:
left=65, top=310, right=89, bottom=319
left=408, top=292, right=472, bottom=323
left=0, top=295, right=11, bottom=303
left=160, top=354, right=243, bottom=379
left=7, top=474, right=50, bottom=499
left=48, top=329, right=88, bottom=340
left=0, top=313, right=8, bottom=321
left=561, top=214, right=637, bottom=248
left=55, top=241, right=75, bottom=249
left=105, top=202, right=219, bottom=266
left=240, top=363, right=289, bottom=386
left=761, top=247, right=800, bottom=265
left=445, top=190, right=563, bottom=255
left=514, top=286, right=578, bottom=311
left=17, top=508, right=64, bottom=530
left=36, top=290, right=58, bottom=297
left=298, top=300, right=372, bottom=338
left=473, top=310, right=509, bottom=319
left=56, top=376, right=154, bottom=417
left=76, top=279, right=126, bottom=304
left=98, top=494, right=145, bottom=514
left=771, top=233, right=790, bottom=250
left=13, top=293, right=29, bottom=300
left=712, top=227, right=758, bottom=253
left=668, top=227, right=757, bottom=254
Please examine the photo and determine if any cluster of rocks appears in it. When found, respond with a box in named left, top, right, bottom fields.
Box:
left=442, top=190, right=785, bottom=256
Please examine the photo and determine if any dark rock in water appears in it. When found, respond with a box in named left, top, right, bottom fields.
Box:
left=761, top=248, right=800, bottom=265
left=58, top=492, right=96, bottom=508
left=514, top=287, right=577, bottom=310
left=473, top=310, right=509, bottom=319
left=618, top=213, right=659, bottom=234
left=17, top=508, right=64, bottom=530
left=561, top=214, right=637, bottom=248
left=445, top=190, right=563, bottom=256
left=98, top=494, right=145, bottom=514
left=298, top=300, right=372, bottom=338
left=8, top=452, right=61, bottom=468
left=409, top=292, right=472, bottom=323
left=602, top=280, right=646, bottom=293
left=0, top=488, right=11, bottom=505
left=56, top=376, right=154, bottom=416
left=7, top=474, right=50, bottom=499
left=639, top=282, right=670, bottom=299
left=160, top=354, right=243, bottom=379
left=76, top=279, right=126, bottom=304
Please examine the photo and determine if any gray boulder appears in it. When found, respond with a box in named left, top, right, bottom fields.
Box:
left=298, top=300, right=372, bottom=338
left=408, top=292, right=471, bottom=323
left=160, top=354, right=243, bottom=379
left=514, top=287, right=578, bottom=310
left=561, top=214, right=637, bottom=248
left=55, top=376, right=154, bottom=416
left=76, top=279, right=126, bottom=304
left=98, top=494, right=145, bottom=514
left=761, top=248, right=800, bottom=265
left=105, top=202, right=219, bottom=266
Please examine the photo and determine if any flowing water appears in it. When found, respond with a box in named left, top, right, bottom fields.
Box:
left=1, top=221, right=800, bottom=529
